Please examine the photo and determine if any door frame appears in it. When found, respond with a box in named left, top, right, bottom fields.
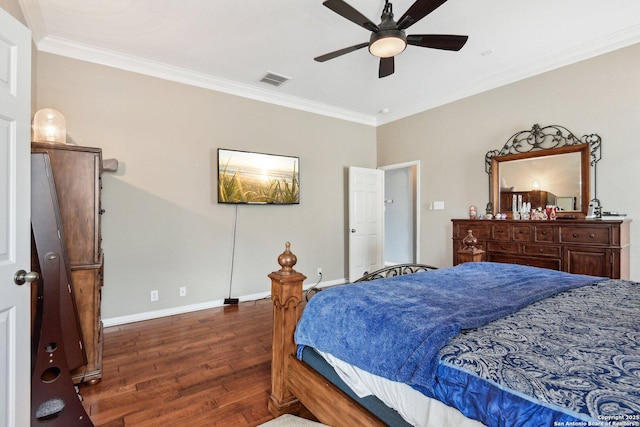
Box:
left=379, top=161, right=420, bottom=264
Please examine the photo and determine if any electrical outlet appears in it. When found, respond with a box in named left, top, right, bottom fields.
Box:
left=317, top=268, right=322, bottom=276
left=179, top=286, right=186, bottom=297
left=150, top=290, right=158, bottom=301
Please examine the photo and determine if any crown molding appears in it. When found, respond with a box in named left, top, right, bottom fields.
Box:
left=18, top=0, right=47, bottom=43
left=19, top=0, right=375, bottom=124
left=377, top=24, right=640, bottom=126
left=36, top=35, right=378, bottom=127
left=22, top=0, right=640, bottom=128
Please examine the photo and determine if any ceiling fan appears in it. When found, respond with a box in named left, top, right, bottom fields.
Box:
left=314, top=0, right=468, bottom=78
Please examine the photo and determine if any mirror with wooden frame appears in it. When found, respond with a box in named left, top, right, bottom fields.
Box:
left=485, top=124, right=601, bottom=218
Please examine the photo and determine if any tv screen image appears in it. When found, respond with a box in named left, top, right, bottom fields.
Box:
left=217, top=149, right=300, bottom=204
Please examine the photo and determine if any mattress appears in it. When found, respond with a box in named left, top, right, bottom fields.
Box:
left=308, top=347, right=485, bottom=427
left=296, top=264, right=640, bottom=426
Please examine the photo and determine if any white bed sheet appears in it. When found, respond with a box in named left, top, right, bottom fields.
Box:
left=317, top=350, right=485, bottom=427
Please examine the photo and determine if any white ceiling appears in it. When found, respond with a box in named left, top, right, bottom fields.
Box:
left=18, top=0, right=640, bottom=126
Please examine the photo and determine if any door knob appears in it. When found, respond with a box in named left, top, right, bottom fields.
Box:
left=14, top=270, right=39, bottom=286
left=350, top=229, right=356, bottom=233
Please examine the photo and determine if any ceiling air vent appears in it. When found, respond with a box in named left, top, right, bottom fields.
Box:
left=259, top=72, right=291, bottom=87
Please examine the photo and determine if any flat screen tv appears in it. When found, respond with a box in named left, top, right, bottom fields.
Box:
left=217, top=148, right=300, bottom=204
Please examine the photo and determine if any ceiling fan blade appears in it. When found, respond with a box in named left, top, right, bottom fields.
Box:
left=407, top=34, right=468, bottom=51
left=379, top=57, right=394, bottom=78
left=314, top=42, right=369, bottom=62
left=397, top=0, right=448, bottom=30
left=322, top=0, right=379, bottom=32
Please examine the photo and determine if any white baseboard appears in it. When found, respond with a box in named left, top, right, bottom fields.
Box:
left=102, top=277, right=346, bottom=327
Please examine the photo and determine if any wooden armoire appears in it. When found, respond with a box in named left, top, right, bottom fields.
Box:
left=31, top=142, right=104, bottom=385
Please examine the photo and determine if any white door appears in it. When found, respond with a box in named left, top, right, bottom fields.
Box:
left=348, top=167, right=383, bottom=282
left=0, top=9, right=32, bottom=427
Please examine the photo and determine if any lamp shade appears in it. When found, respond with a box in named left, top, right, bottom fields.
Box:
left=32, top=108, right=66, bottom=143
left=369, top=30, right=407, bottom=58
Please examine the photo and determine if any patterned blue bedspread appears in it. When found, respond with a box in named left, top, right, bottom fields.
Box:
left=437, top=278, right=640, bottom=426
left=295, top=262, right=603, bottom=417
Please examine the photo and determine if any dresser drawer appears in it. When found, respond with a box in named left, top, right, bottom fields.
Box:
left=523, top=244, right=561, bottom=258
left=513, top=225, right=532, bottom=242
left=560, top=226, right=611, bottom=245
left=534, top=225, right=556, bottom=242
left=452, top=222, right=491, bottom=239
left=487, top=241, right=518, bottom=253
left=488, top=253, right=561, bottom=271
left=492, top=224, right=511, bottom=241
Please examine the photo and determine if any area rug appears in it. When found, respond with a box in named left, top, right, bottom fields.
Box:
left=258, top=414, right=329, bottom=426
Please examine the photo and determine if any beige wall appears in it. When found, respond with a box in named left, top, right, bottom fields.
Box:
left=0, top=0, right=25, bottom=24
left=17, top=0, right=639, bottom=320
left=35, top=52, right=376, bottom=320
left=378, top=42, right=640, bottom=279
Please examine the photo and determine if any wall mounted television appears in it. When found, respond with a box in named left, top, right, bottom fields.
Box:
left=217, top=148, right=300, bottom=204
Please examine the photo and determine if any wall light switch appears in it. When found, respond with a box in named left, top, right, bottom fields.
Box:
left=433, top=201, right=445, bottom=210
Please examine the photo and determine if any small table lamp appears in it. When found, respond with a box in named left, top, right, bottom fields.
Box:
left=32, top=108, right=66, bottom=144
left=457, top=229, right=485, bottom=264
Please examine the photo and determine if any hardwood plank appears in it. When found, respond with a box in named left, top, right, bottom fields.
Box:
left=80, top=299, right=278, bottom=426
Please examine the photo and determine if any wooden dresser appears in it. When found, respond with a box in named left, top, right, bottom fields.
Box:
left=452, top=219, right=630, bottom=279
left=31, top=142, right=104, bottom=384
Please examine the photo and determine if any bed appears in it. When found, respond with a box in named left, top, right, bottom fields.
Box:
left=268, top=243, right=640, bottom=426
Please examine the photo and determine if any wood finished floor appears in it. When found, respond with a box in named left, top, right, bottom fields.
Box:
left=79, top=298, right=278, bottom=426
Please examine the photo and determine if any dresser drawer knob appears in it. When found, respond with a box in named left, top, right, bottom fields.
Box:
left=541, top=231, right=547, bottom=235
left=573, top=233, right=579, bottom=238
left=590, top=233, right=595, bottom=238
left=519, top=230, right=524, bottom=234
left=539, top=248, right=544, bottom=252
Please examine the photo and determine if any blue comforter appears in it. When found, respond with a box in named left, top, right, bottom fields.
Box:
left=295, top=262, right=601, bottom=398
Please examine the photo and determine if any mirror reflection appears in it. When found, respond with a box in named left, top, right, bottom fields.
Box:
left=486, top=124, right=601, bottom=219
left=499, top=152, right=582, bottom=212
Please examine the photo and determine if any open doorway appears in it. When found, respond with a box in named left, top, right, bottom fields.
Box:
left=379, top=161, right=420, bottom=265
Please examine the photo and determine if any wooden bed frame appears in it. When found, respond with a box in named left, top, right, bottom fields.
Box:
left=268, top=243, right=436, bottom=426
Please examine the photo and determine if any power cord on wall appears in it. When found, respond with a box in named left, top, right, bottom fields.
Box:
left=224, top=204, right=239, bottom=305
left=304, top=271, right=323, bottom=301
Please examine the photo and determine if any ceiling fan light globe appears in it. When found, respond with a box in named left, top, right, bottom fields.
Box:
left=369, top=30, right=407, bottom=58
